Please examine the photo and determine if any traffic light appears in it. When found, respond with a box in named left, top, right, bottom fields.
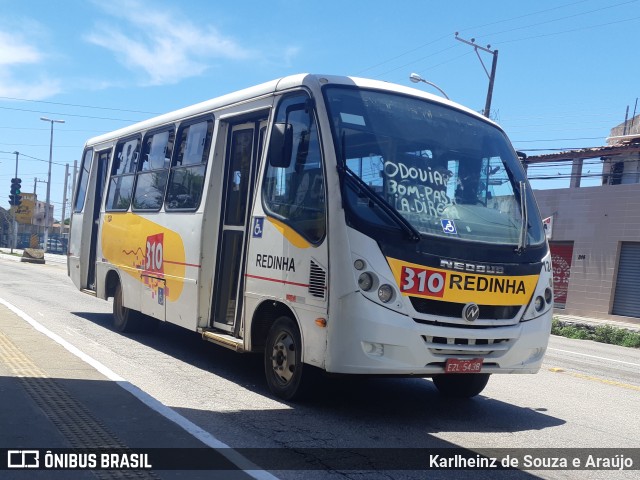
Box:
left=9, top=178, right=22, bottom=206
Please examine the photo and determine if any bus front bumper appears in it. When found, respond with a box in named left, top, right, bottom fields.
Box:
left=324, top=292, right=552, bottom=376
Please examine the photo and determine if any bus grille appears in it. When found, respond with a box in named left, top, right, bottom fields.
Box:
left=410, top=296, right=520, bottom=321
left=309, top=260, right=327, bottom=300
left=421, top=335, right=513, bottom=356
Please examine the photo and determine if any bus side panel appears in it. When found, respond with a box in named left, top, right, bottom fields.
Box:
left=100, top=212, right=201, bottom=330
left=244, top=212, right=329, bottom=369
left=164, top=219, right=202, bottom=330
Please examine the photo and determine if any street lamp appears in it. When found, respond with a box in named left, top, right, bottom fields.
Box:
left=409, top=73, right=450, bottom=100
left=40, top=116, right=65, bottom=252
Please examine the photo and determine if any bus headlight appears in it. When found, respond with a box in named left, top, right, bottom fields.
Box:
left=377, top=284, right=394, bottom=303
left=534, top=296, right=545, bottom=312
left=544, top=287, right=553, bottom=305
left=358, top=272, right=374, bottom=291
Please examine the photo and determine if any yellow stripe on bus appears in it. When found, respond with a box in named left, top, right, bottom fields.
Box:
left=101, top=213, right=187, bottom=301
left=267, top=217, right=311, bottom=249
left=386, top=257, right=539, bottom=306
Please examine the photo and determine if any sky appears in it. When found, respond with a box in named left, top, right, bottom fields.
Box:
left=1, top=0, right=639, bottom=221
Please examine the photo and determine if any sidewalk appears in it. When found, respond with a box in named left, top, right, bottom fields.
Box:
left=0, top=301, right=256, bottom=479
left=0, top=247, right=67, bottom=265
left=553, top=312, right=640, bottom=333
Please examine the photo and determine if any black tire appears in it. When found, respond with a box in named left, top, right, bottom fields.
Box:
left=264, top=316, right=306, bottom=401
left=432, top=373, right=490, bottom=398
left=113, top=282, right=156, bottom=333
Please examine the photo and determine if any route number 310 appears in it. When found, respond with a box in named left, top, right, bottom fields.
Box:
left=400, top=266, right=446, bottom=298
left=145, top=233, right=164, bottom=274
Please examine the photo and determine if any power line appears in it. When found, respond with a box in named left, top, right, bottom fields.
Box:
left=526, top=159, right=608, bottom=169
left=513, top=136, right=606, bottom=143
left=0, top=125, right=105, bottom=133
left=0, top=96, right=160, bottom=115
left=505, top=119, right=622, bottom=128
left=0, top=105, right=144, bottom=122
left=519, top=147, right=601, bottom=152
left=372, top=45, right=462, bottom=78
left=473, top=0, right=638, bottom=41
left=0, top=151, right=68, bottom=168
left=528, top=172, right=606, bottom=180
left=500, top=14, right=640, bottom=45
left=357, top=0, right=597, bottom=77
left=501, top=110, right=627, bottom=121
left=356, top=33, right=451, bottom=75
left=455, top=0, right=593, bottom=33
left=0, top=143, right=80, bottom=149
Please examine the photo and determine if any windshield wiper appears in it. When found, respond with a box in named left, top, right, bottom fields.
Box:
left=338, top=163, right=421, bottom=242
left=337, top=130, right=420, bottom=242
left=516, top=180, right=528, bottom=252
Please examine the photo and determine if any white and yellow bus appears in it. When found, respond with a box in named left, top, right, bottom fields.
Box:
left=68, top=74, right=553, bottom=400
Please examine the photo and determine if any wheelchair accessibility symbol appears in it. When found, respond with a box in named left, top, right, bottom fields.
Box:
left=441, top=219, right=457, bottom=235
left=252, top=217, right=264, bottom=238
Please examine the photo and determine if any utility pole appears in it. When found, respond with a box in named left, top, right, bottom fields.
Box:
left=455, top=33, right=499, bottom=118
left=34, top=178, right=47, bottom=197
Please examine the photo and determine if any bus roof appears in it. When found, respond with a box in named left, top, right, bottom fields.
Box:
left=84, top=73, right=490, bottom=148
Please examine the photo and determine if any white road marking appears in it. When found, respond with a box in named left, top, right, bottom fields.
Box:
left=0, top=297, right=278, bottom=480
left=548, top=347, right=640, bottom=367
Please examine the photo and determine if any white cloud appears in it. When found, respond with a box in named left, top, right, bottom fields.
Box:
left=0, top=73, right=60, bottom=99
left=282, top=46, right=302, bottom=68
left=0, top=31, right=42, bottom=65
left=0, top=30, right=61, bottom=99
left=86, top=0, right=251, bottom=86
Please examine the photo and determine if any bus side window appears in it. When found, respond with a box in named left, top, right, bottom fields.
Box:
left=74, top=149, right=93, bottom=213
left=165, top=119, right=213, bottom=211
left=263, top=94, right=326, bottom=244
left=133, top=129, right=174, bottom=211
left=105, top=138, right=140, bottom=212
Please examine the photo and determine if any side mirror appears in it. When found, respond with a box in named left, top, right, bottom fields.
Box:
left=268, top=122, right=293, bottom=168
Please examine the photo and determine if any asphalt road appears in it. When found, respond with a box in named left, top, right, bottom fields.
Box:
left=1, top=253, right=638, bottom=479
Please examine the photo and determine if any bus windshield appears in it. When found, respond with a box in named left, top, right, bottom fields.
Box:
left=324, top=86, right=545, bottom=246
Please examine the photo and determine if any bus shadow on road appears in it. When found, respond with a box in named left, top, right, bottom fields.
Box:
left=71, top=310, right=565, bottom=437
left=1, top=372, right=546, bottom=479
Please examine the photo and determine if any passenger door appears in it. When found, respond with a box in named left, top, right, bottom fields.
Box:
left=87, top=150, right=109, bottom=290
left=212, top=118, right=267, bottom=334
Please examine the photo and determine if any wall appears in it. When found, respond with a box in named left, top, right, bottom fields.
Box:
left=534, top=183, right=640, bottom=320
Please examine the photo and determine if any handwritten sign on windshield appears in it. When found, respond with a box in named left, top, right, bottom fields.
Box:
left=384, top=161, right=453, bottom=216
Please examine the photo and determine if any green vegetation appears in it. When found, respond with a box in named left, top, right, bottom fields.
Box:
left=552, top=318, right=640, bottom=348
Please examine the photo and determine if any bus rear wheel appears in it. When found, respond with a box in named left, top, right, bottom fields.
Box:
left=113, top=283, right=155, bottom=333
left=264, top=316, right=305, bottom=401
left=432, top=373, right=490, bottom=398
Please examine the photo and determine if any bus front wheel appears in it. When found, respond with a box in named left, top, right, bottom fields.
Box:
left=264, top=316, right=305, bottom=401
left=432, top=373, right=490, bottom=398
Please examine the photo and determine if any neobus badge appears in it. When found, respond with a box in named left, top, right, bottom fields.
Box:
left=440, top=259, right=505, bottom=275
left=462, top=303, right=480, bottom=322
